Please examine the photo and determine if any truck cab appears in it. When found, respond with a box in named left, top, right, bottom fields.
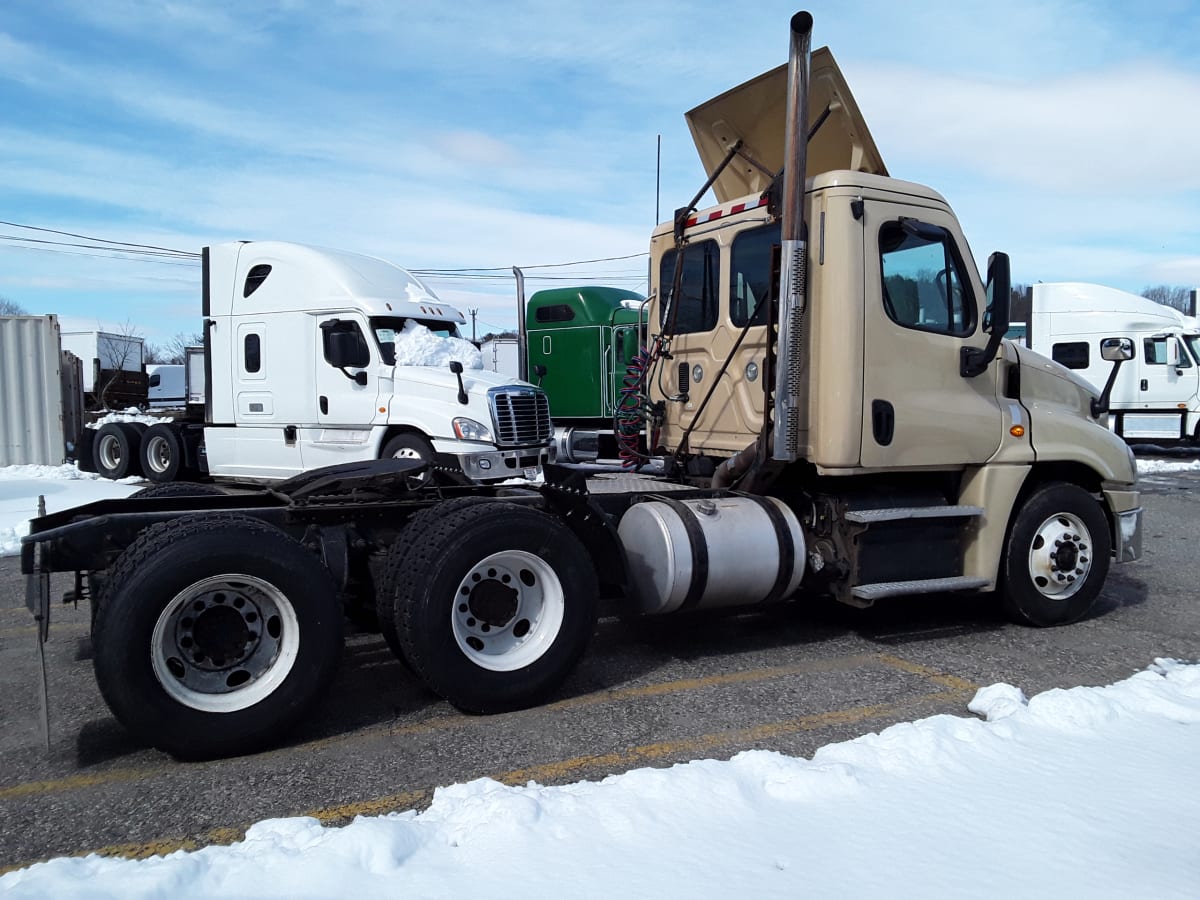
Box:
left=647, top=40, right=1140, bottom=607
left=198, top=241, right=552, bottom=483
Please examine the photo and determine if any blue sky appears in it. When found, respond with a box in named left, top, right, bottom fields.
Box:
left=1, top=0, right=1198, bottom=346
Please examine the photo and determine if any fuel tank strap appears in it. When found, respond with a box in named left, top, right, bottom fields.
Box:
left=654, top=497, right=709, bottom=610
left=747, top=496, right=795, bottom=604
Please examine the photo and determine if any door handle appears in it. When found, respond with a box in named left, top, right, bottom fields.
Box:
left=320, top=395, right=328, bottom=414
left=871, top=399, right=895, bottom=446
left=1140, top=379, right=1148, bottom=391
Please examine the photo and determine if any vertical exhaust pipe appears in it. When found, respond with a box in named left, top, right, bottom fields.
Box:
left=771, top=11, right=813, bottom=462
left=513, top=266, right=528, bottom=382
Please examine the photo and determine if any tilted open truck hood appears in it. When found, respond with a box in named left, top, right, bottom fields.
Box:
left=685, top=47, right=887, bottom=204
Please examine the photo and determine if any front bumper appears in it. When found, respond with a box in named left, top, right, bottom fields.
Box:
left=436, top=441, right=553, bottom=482
left=1103, top=488, right=1143, bottom=563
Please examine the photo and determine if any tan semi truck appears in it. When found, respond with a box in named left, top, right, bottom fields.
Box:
left=22, top=11, right=1141, bottom=759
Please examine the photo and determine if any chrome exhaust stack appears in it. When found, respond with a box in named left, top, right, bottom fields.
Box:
left=771, top=11, right=813, bottom=463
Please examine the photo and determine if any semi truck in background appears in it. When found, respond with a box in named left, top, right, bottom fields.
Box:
left=80, top=241, right=553, bottom=484
left=146, top=364, right=186, bottom=408
left=23, top=12, right=1141, bottom=761
left=60, top=329, right=148, bottom=410
left=1028, top=282, right=1200, bottom=443
left=513, top=283, right=649, bottom=465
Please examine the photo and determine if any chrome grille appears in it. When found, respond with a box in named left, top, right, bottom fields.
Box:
left=488, top=388, right=552, bottom=447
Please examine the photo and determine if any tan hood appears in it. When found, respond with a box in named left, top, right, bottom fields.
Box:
left=685, top=47, right=887, bottom=204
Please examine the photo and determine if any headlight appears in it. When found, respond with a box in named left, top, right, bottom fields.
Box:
left=453, top=417, right=493, bottom=442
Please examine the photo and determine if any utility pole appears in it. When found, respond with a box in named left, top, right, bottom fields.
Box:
left=469, top=308, right=479, bottom=342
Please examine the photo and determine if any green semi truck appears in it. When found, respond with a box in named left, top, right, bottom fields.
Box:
left=515, top=279, right=649, bottom=465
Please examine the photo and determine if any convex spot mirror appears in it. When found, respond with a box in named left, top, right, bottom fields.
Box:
left=1100, top=337, right=1134, bottom=363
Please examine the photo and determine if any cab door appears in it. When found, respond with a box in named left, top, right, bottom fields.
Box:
left=313, top=316, right=381, bottom=427
left=859, top=201, right=1004, bottom=468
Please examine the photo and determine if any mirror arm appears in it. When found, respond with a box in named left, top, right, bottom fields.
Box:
left=1091, top=359, right=1126, bottom=418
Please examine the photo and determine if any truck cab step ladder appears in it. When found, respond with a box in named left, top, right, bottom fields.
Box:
left=851, top=575, right=991, bottom=602
left=844, top=505, right=984, bottom=524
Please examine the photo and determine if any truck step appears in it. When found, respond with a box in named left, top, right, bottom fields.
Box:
left=851, top=575, right=991, bottom=601
left=844, top=505, right=984, bottom=524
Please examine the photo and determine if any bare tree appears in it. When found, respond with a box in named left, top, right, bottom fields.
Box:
left=0, top=296, right=27, bottom=315
left=1141, top=285, right=1193, bottom=313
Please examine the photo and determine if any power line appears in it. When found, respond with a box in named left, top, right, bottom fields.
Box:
left=0, top=220, right=198, bottom=256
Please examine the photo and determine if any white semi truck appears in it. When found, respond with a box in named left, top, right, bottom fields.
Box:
left=1028, top=282, right=1200, bottom=443
left=24, top=11, right=1142, bottom=760
left=81, top=241, right=553, bottom=485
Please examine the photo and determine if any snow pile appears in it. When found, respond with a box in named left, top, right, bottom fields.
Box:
left=389, top=321, right=482, bottom=370
left=2, top=661, right=1197, bottom=899
left=0, top=464, right=141, bottom=556
left=1136, top=456, right=1200, bottom=474
left=86, top=409, right=173, bottom=428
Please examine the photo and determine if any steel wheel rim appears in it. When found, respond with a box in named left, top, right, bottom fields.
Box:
left=392, top=445, right=430, bottom=486
left=1027, top=511, right=1093, bottom=600
left=145, top=435, right=172, bottom=474
left=451, top=550, right=564, bottom=672
left=98, top=434, right=122, bottom=470
left=151, top=574, right=300, bottom=712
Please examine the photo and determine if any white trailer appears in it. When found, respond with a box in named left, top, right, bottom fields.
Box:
left=82, top=241, right=552, bottom=484
left=60, top=330, right=145, bottom=392
left=1028, top=282, right=1200, bottom=441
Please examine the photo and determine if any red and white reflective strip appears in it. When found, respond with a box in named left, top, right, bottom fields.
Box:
left=685, top=195, right=769, bottom=228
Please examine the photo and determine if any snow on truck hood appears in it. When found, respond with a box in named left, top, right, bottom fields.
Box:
left=686, top=47, right=887, bottom=204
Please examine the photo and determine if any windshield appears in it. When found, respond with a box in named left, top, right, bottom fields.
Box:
left=1185, top=334, right=1200, bottom=366
left=370, top=317, right=464, bottom=366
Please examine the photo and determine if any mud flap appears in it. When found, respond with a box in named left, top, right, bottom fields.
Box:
left=23, top=496, right=51, bottom=752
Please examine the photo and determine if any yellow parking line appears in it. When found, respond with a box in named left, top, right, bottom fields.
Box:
left=1, top=686, right=969, bottom=874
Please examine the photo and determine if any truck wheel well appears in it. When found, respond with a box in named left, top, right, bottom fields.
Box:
left=378, top=425, right=430, bottom=457
left=1013, top=461, right=1112, bottom=540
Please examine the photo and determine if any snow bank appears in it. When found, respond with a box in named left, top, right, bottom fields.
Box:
left=2, top=661, right=1197, bottom=899
left=1136, top=456, right=1200, bottom=474
left=389, top=321, right=482, bottom=370
left=0, top=464, right=141, bottom=556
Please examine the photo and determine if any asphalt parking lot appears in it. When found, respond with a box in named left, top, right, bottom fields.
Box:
left=1, top=459, right=1197, bottom=872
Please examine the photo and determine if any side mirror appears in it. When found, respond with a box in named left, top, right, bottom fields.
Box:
left=1100, top=337, right=1134, bottom=363
left=533, top=364, right=547, bottom=387
left=1166, top=338, right=1181, bottom=367
left=326, top=330, right=370, bottom=369
left=961, top=251, right=1010, bottom=378
left=448, top=359, right=467, bottom=404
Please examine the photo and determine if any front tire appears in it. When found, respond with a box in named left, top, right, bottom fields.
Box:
left=393, top=502, right=598, bottom=713
left=381, top=433, right=435, bottom=488
left=92, top=514, right=342, bottom=759
left=1000, top=482, right=1111, bottom=626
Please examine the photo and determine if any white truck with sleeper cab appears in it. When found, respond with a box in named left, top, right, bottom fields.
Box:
left=82, top=241, right=552, bottom=485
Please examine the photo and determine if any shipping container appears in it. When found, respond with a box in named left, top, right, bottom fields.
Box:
left=0, top=315, right=67, bottom=466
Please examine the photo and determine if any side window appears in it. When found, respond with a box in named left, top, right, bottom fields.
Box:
left=321, top=319, right=370, bottom=368
left=730, top=222, right=781, bottom=326
left=1052, top=341, right=1089, bottom=369
left=879, top=221, right=974, bottom=336
left=244, top=333, right=262, bottom=373
left=660, top=239, right=719, bottom=334
left=534, top=304, right=575, bottom=324
left=1144, top=335, right=1190, bottom=367
left=244, top=264, right=271, bottom=298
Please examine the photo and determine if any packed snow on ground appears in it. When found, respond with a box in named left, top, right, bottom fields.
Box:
left=389, top=321, right=483, bottom=369
left=0, top=464, right=141, bottom=556
left=1, top=661, right=1197, bottom=899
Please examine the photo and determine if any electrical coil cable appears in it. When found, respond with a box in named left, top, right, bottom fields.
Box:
left=615, top=345, right=649, bottom=469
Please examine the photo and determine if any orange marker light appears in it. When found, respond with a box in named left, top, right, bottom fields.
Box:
left=1010, top=425, right=1025, bottom=437
left=379, top=407, right=387, bottom=413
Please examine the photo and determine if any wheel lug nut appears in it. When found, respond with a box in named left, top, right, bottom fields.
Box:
left=1067, top=575, right=1075, bottom=582
left=1075, top=568, right=1083, bottom=575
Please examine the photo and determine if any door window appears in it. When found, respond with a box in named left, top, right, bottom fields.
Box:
left=659, top=239, right=719, bottom=334
left=730, top=222, right=780, bottom=326
left=878, top=221, right=974, bottom=336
